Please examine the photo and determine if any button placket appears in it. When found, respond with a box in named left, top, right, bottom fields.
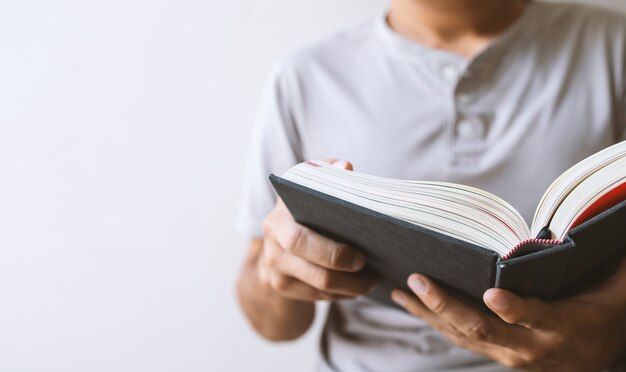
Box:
left=439, top=59, right=482, bottom=170
left=456, top=119, right=475, bottom=138
left=456, top=117, right=485, bottom=140
left=452, top=63, right=484, bottom=143
left=455, top=65, right=476, bottom=107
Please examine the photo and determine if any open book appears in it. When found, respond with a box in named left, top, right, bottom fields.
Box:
left=280, top=141, right=626, bottom=259
left=270, top=141, right=626, bottom=309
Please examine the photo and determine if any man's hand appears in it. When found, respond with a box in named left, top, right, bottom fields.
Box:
left=391, top=259, right=626, bottom=370
left=259, top=160, right=375, bottom=302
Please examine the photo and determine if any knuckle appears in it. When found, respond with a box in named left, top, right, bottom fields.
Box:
left=464, top=319, right=491, bottom=341
left=269, top=274, right=290, bottom=292
left=313, top=270, right=333, bottom=291
left=262, top=247, right=280, bottom=268
left=327, top=246, right=346, bottom=268
left=443, top=325, right=465, bottom=340
left=285, top=226, right=306, bottom=254
left=523, top=348, right=547, bottom=365
left=442, top=327, right=468, bottom=346
left=263, top=255, right=277, bottom=268
left=504, top=309, right=523, bottom=324
left=429, top=297, right=448, bottom=314
left=500, top=356, right=526, bottom=370
left=259, top=254, right=272, bottom=270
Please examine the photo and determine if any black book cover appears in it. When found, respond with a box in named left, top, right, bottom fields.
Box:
left=270, top=174, right=626, bottom=310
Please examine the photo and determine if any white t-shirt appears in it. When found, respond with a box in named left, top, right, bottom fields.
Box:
left=236, top=2, right=626, bottom=371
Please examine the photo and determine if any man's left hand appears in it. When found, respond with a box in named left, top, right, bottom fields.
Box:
left=391, top=258, right=626, bottom=370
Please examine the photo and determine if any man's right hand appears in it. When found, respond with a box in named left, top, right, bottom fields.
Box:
left=258, top=160, right=375, bottom=302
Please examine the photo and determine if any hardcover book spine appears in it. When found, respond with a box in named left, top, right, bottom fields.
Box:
left=495, top=240, right=575, bottom=300
left=502, top=238, right=563, bottom=261
left=496, top=199, right=626, bottom=300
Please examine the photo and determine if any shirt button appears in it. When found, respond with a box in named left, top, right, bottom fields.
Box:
left=457, top=120, right=475, bottom=138
left=457, top=93, right=472, bottom=105
left=441, top=64, right=459, bottom=81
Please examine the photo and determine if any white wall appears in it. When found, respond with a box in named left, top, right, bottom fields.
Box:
left=0, top=1, right=624, bottom=371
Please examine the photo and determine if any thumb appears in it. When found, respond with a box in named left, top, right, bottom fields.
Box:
left=484, top=288, right=556, bottom=330
left=324, top=158, right=354, bottom=171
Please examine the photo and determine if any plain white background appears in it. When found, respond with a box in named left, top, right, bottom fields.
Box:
left=0, top=1, right=624, bottom=371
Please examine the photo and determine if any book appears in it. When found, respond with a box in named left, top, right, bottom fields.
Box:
left=269, top=141, right=626, bottom=310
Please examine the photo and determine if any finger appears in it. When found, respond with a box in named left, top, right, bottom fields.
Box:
left=391, top=289, right=431, bottom=320
left=484, top=288, right=557, bottom=330
left=266, top=238, right=375, bottom=296
left=267, top=272, right=351, bottom=302
left=405, top=274, right=531, bottom=348
left=282, top=255, right=375, bottom=296
left=266, top=194, right=365, bottom=272
left=323, top=158, right=354, bottom=171
left=391, top=289, right=483, bottom=347
left=270, top=220, right=366, bottom=272
left=391, top=289, right=530, bottom=370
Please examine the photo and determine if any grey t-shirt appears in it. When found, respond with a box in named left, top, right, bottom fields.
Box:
left=236, top=2, right=626, bottom=371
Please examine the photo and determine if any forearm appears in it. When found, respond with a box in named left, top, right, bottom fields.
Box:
left=236, top=239, right=315, bottom=341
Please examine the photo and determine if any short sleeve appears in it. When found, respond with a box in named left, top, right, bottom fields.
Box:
left=234, top=63, right=304, bottom=238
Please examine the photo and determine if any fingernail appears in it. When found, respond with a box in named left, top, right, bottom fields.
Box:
left=486, top=293, right=510, bottom=311
left=351, top=254, right=365, bottom=270
left=391, top=290, right=407, bottom=306
left=408, top=275, right=427, bottom=295
left=332, top=160, right=349, bottom=169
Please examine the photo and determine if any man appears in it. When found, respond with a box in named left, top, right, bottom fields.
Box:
left=236, top=0, right=626, bottom=370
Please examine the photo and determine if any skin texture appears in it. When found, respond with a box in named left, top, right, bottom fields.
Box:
left=391, top=261, right=626, bottom=370
left=236, top=160, right=375, bottom=341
